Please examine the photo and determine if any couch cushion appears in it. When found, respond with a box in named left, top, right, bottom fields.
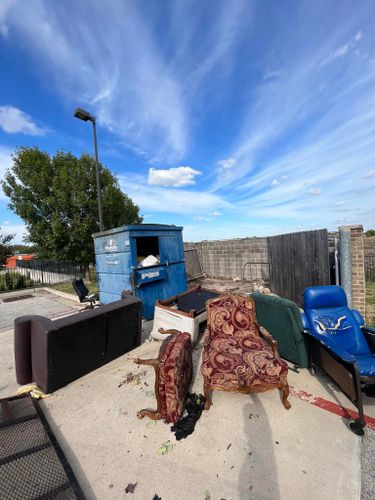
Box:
left=201, top=339, right=288, bottom=389
left=158, top=332, right=192, bottom=423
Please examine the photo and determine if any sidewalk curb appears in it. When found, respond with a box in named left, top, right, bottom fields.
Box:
left=42, top=287, right=81, bottom=304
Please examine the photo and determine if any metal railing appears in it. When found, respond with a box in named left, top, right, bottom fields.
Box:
left=0, top=261, right=87, bottom=293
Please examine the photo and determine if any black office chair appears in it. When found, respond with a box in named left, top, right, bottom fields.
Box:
left=72, top=278, right=99, bottom=308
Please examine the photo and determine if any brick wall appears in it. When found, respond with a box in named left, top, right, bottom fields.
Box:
left=184, top=237, right=269, bottom=280
left=350, top=225, right=366, bottom=316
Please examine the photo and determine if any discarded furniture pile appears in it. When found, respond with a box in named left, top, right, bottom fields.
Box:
left=136, top=293, right=291, bottom=436
left=14, top=296, right=142, bottom=393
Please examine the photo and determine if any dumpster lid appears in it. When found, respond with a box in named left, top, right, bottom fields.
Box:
left=92, top=224, right=183, bottom=238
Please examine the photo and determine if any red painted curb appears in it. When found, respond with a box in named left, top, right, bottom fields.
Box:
left=290, top=386, right=375, bottom=430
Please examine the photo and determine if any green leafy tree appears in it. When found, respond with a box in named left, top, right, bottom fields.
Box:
left=365, top=229, right=375, bottom=237
left=2, top=147, right=142, bottom=265
left=0, top=226, right=14, bottom=266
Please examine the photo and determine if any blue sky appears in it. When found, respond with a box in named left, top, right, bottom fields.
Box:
left=0, top=0, right=374, bottom=244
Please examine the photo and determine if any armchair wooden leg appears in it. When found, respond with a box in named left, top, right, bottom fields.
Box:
left=204, top=384, right=212, bottom=410
left=280, top=381, right=291, bottom=410
left=137, top=409, right=163, bottom=420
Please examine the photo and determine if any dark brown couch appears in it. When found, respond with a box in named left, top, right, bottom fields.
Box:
left=14, top=296, right=142, bottom=393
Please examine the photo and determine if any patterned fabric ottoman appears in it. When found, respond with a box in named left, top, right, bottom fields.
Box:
left=134, top=331, right=193, bottom=423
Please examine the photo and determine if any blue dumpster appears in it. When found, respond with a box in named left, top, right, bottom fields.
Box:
left=93, top=224, right=187, bottom=319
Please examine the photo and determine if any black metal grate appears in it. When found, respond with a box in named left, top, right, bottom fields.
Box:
left=0, top=395, right=85, bottom=500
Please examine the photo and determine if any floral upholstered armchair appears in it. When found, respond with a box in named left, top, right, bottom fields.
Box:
left=134, top=330, right=193, bottom=424
left=201, top=294, right=291, bottom=410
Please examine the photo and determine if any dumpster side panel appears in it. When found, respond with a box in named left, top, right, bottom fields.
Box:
left=135, top=262, right=187, bottom=319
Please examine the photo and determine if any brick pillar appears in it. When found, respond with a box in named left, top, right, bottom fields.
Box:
left=349, top=225, right=366, bottom=316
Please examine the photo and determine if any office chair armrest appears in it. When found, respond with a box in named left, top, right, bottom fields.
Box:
left=362, top=326, right=375, bottom=335
left=362, top=326, right=375, bottom=353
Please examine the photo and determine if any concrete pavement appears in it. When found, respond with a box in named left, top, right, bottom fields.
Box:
left=38, top=339, right=365, bottom=500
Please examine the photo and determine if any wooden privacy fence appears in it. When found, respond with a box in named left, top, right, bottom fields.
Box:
left=268, top=229, right=330, bottom=306
left=365, top=255, right=375, bottom=281
left=184, top=248, right=204, bottom=282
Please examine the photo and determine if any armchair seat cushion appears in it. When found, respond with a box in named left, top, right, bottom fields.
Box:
left=356, top=356, right=375, bottom=377
left=202, top=330, right=288, bottom=389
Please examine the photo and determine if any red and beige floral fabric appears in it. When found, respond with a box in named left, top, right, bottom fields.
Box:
left=158, top=332, right=193, bottom=423
left=201, top=294, right=288, bottom=389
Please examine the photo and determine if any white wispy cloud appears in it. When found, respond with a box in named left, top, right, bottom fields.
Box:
left=217, top=158, right=237, bottom=170
left=148, top=166, right=201, bottom=187
left=0, top=105, right=45, bottom=135
left=308, top=187, right=322, bottom=196
left=118, top=173, right=229, bottom=216
left=321, top=30, right=363, bottom=66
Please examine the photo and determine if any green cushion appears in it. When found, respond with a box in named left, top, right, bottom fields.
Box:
left=251, top=292, right=309, bottom=368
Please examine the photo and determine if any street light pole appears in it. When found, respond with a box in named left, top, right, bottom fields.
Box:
left=92, top=118, right=104, bottom=232
left=73, top=107, right=104, bottom=232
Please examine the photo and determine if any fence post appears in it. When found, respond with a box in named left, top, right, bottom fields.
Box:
left=338, top=226, right=353, bottom=308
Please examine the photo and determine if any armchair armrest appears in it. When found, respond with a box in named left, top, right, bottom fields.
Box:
left=202, top=327, right=211, bottom=349
left=134, top=357, right=158, bottom=368
left=303, top=328, right=356, bottom=363
left=158, top=328, right=181, bottom=335
left=362, top=326, right=375, bottom=354
left=258, top=325, right=278, bottom=355
left=362, top=325, right=375, bottom=334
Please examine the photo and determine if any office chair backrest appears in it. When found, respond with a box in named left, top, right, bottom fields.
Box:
left=72, top=278, right=90, bottom=302
left=303, top=285, right=370, bottom=357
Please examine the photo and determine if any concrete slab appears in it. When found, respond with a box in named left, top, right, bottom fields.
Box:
left=0, top=288, right=80, bottom=332
left=39, top=339, right=361, bottom=500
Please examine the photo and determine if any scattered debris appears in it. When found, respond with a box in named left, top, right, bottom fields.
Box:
left=204, top=491, right=211, bottom=500
left=125, top=483, right=137, bottom=494
left=302, top=469, right=307, bottom=474
left=17, top=383, right=50, bottom=399
left=153, top=495, right=162, bottom=500
left=108, top=484, right=114, bottom=489
left=249, top=485, right=253, bottom=491
left=147, top=421, right=156, bottom=429
left=230, top=465, right=235, bottom=469
left=226, top=443, right=232, bottom=450
left=145, top=390, right=155, bottom=397
left=118, top=371, right=147, bottom=387
left=249, top=413, right=259, bottom=419
left=158, top=440, right=173, bottom=455
left=275, top=441, right=279, bottom=445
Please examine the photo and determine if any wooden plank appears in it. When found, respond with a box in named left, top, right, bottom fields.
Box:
left=268, top=229, right=330, bottom=304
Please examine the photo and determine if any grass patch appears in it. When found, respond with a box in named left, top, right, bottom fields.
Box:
left=50, top=280, right=98, bottom=296
left=366, top=281, right=375, bottom=326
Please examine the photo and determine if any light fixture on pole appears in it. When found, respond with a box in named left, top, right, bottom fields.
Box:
left=74, top=107, right=104, bottom=232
